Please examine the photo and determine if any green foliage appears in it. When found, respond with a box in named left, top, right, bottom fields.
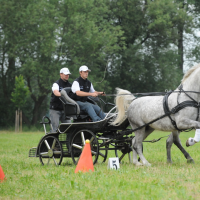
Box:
left=106, top=0, right=191, bottom=93
left=0, top=0, right=199, bottom=126
left=11, top=75, right=30, bottom=109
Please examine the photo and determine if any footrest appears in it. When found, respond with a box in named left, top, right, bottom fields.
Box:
left=29, top=147, right=38, bottom=157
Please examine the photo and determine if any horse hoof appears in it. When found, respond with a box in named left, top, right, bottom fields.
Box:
left=187, top=159, right=195, bottom=164
left=134, top=162, right=143, bottom=166
left=167, top=160, right=173, bottom=164
left=186, top=140, right=190, bottom=147
left=144, top=163, right=151, bottom=167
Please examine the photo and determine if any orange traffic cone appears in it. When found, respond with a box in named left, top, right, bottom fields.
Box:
left=75, top=139, right=94, bottom=173
left=0, top=165, right=6, bottom=182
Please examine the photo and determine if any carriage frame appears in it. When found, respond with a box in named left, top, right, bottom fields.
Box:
left=29, top=88, right=134, bottom=166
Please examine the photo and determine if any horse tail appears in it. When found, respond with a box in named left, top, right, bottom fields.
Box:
left=111, top=88, right=135, bottom=125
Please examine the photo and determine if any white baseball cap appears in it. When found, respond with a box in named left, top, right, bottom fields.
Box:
left=79, top=65, right=91, bottom=72
left=60, top=68, right=71, bottom=75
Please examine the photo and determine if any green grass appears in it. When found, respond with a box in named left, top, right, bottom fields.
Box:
left=0, top=130, right=200, bottom=200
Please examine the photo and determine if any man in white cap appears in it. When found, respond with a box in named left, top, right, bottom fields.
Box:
left=70, top=65, right=106, bottom=122
left=49, top=68, right=72, bottom=132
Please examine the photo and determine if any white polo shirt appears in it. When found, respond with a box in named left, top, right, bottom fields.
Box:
left=71, top=81, right=95, bottom=93
left=52, top=83, right=59, bottom=92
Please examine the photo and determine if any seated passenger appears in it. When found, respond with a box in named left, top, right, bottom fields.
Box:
left=70, top=65, right=106, bottom=122
left=49, top=68, right=72, bottom=132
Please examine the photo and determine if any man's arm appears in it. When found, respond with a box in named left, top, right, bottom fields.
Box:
left=89, top=83, right=105, bottom=96
left=76, top=83, right=104, bottom=97
left=71, top=81, right=97, bottom=97
left=76, top=90, right=98, bottom=97
left=53, top=90, right=61, bottom=97
left=72, top=81, right=104, bottom=97
left=52, top=83, right=61, bottom=96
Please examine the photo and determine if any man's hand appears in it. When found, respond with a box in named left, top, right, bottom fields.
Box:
left=91, top=92, right=98, bottom=97
left=93, top=91, right=105, bottom=96
left=98, top=92, right=106, bottom=96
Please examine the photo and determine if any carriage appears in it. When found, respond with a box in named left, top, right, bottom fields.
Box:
left=29, top=87, right=134, bottom=166
left=29, top=65, right=200, bottom=166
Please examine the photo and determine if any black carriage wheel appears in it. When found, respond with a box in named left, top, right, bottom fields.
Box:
left=39, top=135, right=63, bottom=166
left=70, top=130, right=99, bottom=165
left=97, top=139, right=108, bottom=163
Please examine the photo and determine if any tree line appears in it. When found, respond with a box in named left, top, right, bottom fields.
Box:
left=1, top=0, right=200, bottom=128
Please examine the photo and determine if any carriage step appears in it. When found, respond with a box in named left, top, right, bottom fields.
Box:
left=29, top=147, right=38, bottom=157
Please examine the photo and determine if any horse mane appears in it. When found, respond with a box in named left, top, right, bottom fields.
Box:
left=181, top=63, right=200, bottom=83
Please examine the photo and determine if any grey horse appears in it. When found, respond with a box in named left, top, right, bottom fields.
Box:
left=112, top=64, right=200, bottom=166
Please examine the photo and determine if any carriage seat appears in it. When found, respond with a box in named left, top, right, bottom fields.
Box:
left=60, top=87, right=96, bottom=120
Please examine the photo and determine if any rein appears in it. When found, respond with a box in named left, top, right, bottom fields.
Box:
left=143, top=135, right=170, bottom=143
left=105, top=90, right=200, bottom=97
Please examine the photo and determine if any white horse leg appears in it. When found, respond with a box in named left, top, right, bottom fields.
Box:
left=167, top=131, right=194, bottom=163
left=166, top=133, right=173, bottom=163
left=132, top=137, right=143, bottom=166
left=132, top=126, right=154, bottom=166
left=173, top=131, right=194, bottom=163
left=133, top=127, right=154, bottom=167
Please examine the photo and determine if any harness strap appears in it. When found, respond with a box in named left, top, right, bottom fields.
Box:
left=163, top=84, right=200, bottom=132
left=179, top=85, right=200, bottom=122
left=197, top=106, right=200, bottom=122
left=171, top=101, right=200, bottom=113
left=181, top=86, right=197, bottom=103
left=163, top=91, right=183, bottom=132
left=143, top=135, right=170, bottom=143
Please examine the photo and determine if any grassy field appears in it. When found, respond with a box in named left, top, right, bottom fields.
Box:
left=0, top=130, right=200, bottom=200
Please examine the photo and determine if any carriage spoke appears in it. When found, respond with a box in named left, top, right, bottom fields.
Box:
left=51, top=139, right=56, bottom=149
left=81, top=132, right=85, bottom=145
left=40, top=152, right=49, bottom=156
left=99, top=152, right=105, bottom=158
left=52, top=157, right=58, bottom=165
left=90, top=136, right=95, bottom=143
left=72, top=143, right=83, bottom=150
left=44, top=140, right=51, bottom=150
left=91, top=150, right=97, bottom=155
left=47, top=158, right=50, bottom=165
left=53, top=151, right=61, bottom=155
